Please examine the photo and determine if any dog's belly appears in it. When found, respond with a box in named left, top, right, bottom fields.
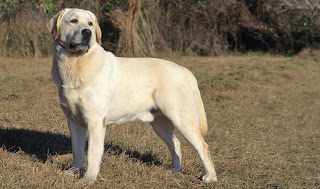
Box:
left=106, top=95, right=159, bottom=125
left=106, top=77, right=158, bottom=125
left=107, top=109, right=157, bottom=125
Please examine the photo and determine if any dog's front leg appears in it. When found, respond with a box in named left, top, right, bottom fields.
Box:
left=81, top=118, right=106, bottom=182
left=64, top=118, right=86, bottom=176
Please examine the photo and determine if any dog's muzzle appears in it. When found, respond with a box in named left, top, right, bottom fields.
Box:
left=69, top=29, right=92, bottom=53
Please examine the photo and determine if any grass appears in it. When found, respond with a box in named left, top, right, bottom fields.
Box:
left=0, top=51, right=320, bottom=188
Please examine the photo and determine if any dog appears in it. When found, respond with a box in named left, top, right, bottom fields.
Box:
left=47, top=8, right=217, bottom=183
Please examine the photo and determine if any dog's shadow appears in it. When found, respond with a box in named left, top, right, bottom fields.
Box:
left=0, top=127, right=161, bottom=166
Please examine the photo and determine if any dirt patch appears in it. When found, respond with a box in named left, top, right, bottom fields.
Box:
left=0, top=51, right=319, bottom=188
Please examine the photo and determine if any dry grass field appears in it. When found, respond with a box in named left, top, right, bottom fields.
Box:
left=0, top=50, right=319, bottom=188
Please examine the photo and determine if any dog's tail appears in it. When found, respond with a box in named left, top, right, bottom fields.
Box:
left=194, top=84, right=208, bottom=136
left=185, top=69, right=208, bottom=136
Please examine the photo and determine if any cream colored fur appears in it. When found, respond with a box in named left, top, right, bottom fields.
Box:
left=47, top=8, right=217, bottom=183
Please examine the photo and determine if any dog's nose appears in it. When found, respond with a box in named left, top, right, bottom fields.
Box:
left=82, top=29, right=92, bottom=37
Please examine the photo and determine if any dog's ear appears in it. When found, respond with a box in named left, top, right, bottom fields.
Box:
left=95, top=17, right=102, bottom=45
left=46, top=10, right=65, bottom=40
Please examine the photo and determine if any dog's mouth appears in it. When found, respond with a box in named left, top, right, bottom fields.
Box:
left=69, top=41, right=90, bottom=54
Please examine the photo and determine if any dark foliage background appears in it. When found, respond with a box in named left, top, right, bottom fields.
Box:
left=0, top=0, right=319, bottom=57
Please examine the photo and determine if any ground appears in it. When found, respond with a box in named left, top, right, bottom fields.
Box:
left=0, top=50, right=319, bottom=188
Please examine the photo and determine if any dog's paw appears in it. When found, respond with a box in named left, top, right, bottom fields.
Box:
left=202, top=174, right=217, bottom=183
left=169, top=166, right=182, bottom=172
left=78, top=176, right=96, bottom=185
left=63, top=167, right=80, bottom=178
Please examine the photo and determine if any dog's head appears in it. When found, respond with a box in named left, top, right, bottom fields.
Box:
left=47, top=8, right=102, bottom=54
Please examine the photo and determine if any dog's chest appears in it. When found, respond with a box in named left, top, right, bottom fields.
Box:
left=59, top=88, right=86, bottom=124
left=59, top=57, right=85, bottom=89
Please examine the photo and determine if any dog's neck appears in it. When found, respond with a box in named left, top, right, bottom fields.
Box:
left=53, top=42, right=101, bottom=89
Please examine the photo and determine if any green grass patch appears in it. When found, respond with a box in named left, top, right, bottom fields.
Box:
left=283, top=62, right=297, bottom=69
left=196, top=72, right=227, bottom=86
left=4, top=74, right=13, bottom=82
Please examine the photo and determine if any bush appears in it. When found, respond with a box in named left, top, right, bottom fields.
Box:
left=0, top=9, right=51, bottom=57
left=0, top=0, right=319, bottom=57
left=147, top=0, right=320, bottom=55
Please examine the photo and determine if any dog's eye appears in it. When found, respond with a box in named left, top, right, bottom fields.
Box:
left=70, top=19, right=78, bottom=23
left=88, top=21, right=93, bottom=26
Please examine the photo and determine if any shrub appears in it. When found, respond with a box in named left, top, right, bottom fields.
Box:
left=0, top=8, right=51, bottom=57
left=0, top=0, right=319, bottom=57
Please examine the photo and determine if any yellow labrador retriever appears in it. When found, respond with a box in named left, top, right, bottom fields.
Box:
left=47, top=8, right=217, bottom=183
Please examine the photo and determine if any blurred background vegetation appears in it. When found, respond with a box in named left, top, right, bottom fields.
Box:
left=0, top=0, right=319, bottom=57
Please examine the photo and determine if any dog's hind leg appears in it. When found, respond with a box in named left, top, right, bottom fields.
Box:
left=178, top=124, right=217, bottom=183
left=168, top=112, right=217, bottom=182
left=151, top=115, right=182, bottom=172
left=154, top=87, right=217, bottom=182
